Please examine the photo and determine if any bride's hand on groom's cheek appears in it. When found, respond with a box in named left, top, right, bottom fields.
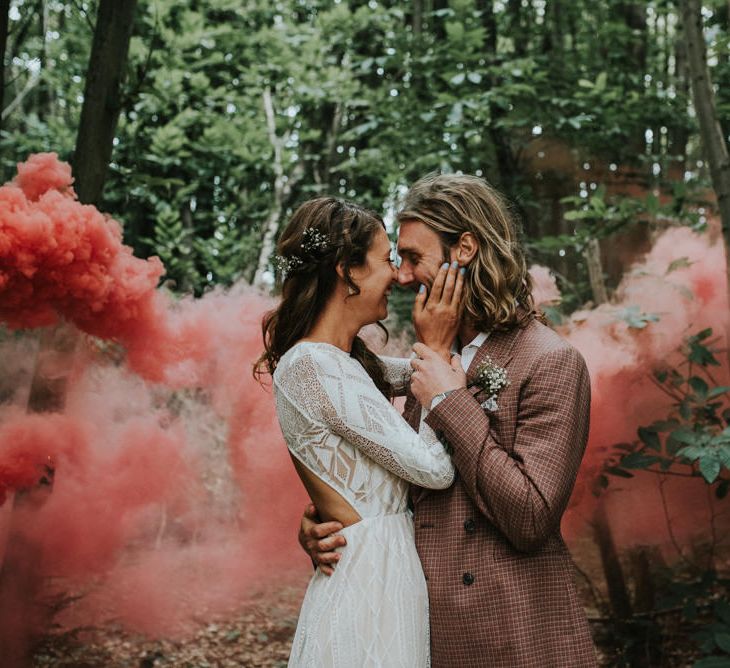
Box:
left=299, top=504, right=346, bottom=576
left=413, top=261, right=465, bottom=360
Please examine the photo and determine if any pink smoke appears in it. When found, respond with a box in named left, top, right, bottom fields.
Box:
left=556, top=225, right=730, bottom=553
left=2, top=152, right=728, bottom=652
left=529, top=264, right=561, bottom=307
left=0, top=155, right=309, bottom=650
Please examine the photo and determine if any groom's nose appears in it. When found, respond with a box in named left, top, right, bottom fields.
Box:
left=396, top=264, right=417, bottom=289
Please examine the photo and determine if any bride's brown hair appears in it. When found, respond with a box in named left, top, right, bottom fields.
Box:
left=254, top=197, right=392, bottom=398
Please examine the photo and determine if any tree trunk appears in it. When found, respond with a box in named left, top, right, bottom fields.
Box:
left=507, top=0, right=526, bottom=56
left=542, top=0, right=564, bottom=58
left=26, top=322, right=80, bottom=414
left=0, top=0, right=9, bottom=130
left=584, top=238, right=608, bottom=305
left=36, top=0, right=51, bottom=120
left=680, top=0, right=730, bottom=349
left=619, top=2, right=647, bottom=73
left=476, top=0, right=496, bottom=54
left=480, top=0, right=526, bottom=227
left=412, top=0, right=423, bottom=36
left=253, top=87, right=303, bottom=288
left=72, top=0, right=138, bottom=206
left=668, top=23, right=690, bottom=178
left=593, top=501, right=633, bottom=620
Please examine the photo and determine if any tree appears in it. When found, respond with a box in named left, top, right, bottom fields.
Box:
left=72, top=0, right=138, bottom=206
left=0, top=0, right=9, bottom=131
left=680, top=0, right=730, bottom=258
left=680, top=0, right=730, bottom=372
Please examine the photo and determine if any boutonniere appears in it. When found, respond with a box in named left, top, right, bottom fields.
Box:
left=469, top=356, right=510, bottom=411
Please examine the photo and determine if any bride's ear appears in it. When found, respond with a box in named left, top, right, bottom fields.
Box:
left=335, top=261, right=346, bottom=281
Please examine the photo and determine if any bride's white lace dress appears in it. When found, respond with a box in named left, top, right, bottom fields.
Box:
left=273, top=342, right=455, bottom=668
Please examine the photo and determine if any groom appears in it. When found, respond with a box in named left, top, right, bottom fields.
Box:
left=300, top=173, right=597, bottom=667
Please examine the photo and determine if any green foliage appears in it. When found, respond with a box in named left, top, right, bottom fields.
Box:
left=0, top=0, right=719, bottom=307
left=602, top=328, right=730, bottom=486
left=600, top=328, right=730, bottom=664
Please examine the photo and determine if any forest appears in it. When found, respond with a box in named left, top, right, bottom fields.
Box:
left=1, top=0, right=730, bottom=666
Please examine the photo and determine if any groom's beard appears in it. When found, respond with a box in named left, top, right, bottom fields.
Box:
left=424, top=247, right=453, bottom=293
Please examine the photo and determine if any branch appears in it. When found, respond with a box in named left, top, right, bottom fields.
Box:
left=70, top=0, right=95, bottom=31
left=1, top=70, right=40, bottom=120
left=262, top=86, right=283, bottom=182
left=658, top=474, right=699, bottom=571
left=647, top=372, right=685, bottom=402
left=706, top=484, right=717, bottom=572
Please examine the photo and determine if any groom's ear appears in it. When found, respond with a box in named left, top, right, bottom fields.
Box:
left=454, top=232, right=478, bottom=266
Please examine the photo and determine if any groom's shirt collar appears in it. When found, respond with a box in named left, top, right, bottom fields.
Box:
left=459, top=331, right=489, bottom=372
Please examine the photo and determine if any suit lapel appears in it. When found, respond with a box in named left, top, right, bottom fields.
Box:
left=466, top=326, right=520, bottom=382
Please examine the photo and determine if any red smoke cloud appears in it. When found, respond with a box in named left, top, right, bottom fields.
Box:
left=0, top=155, right=308, bottom=655
left=558, top=225, right=730, bottom=552
left=0, top=153, right=165, bottom=339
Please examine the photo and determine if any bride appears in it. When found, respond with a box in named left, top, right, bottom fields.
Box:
left=255, top=197, right=466, bottom=667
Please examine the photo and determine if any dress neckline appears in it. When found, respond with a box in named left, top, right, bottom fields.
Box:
left=293, top=340, right=352, bottom=356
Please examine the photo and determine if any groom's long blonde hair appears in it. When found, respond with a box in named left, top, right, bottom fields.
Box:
left=397, top=173, right=536, bottom=332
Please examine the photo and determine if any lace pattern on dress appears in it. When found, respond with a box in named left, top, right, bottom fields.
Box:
left=273, top=343, right=454, bottom=518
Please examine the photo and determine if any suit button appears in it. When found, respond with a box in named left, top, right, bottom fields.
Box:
left=463, top=572, right=474, bottom=586
left=463, top=519, right=476, bottom=533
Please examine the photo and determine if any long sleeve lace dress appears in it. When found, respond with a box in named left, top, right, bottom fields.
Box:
left=273, top=342, right=455, bottom=667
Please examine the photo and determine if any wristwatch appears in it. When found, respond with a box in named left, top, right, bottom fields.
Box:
left=430, top=388, right=456, bottom=409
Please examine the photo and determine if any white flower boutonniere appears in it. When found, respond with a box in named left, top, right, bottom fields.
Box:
left=469, top=356, right=510, bottom=411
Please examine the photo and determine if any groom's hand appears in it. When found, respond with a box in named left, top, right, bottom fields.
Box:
left=299, top=504, right=346, bottom=576
left=410, top=343, right=466, bottom=407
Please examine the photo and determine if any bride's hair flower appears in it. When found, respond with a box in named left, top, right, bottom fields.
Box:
left=273, top=227, right=331, bottom=276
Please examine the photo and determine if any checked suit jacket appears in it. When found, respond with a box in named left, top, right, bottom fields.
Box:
left=405, top=316, right=598, bottom=668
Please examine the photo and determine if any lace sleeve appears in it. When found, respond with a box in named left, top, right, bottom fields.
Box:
left=277, top=347, right=455, bottom=490
left=378, top=356, right=413, bottom=396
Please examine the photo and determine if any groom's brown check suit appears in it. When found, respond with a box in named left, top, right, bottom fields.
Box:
left=406, top=317, right=597, bottom=667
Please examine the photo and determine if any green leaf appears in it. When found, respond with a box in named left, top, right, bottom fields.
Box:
left=716, top=600, right=730, bottom=626
left=666, top=257, right=692, bottom=274
left=689, top=339, right=720, bottom=367
left=689, top=376, right=710, bottom=399
left=616, top=305, right=660, bottom=329
left=693, top=657, right=730, bottom=668
left=708, top=386, right=730, bottom=399
left=638, top=427, right=661, bottom=451
left=672, top=429, right=703, bottom=446
left=652, top=419, right=680, bottom=432
left=699, top=454, right=722, bottom=483
left=715, top=631, right=730, bottom=653
left=450, top=73, right=465, bottom=86
left=447, top=102, right=463, bottom=126
left=718, top=445, right=730, bottom=469
left=655, top=370, right=669, bottom=383
left=606, top=466, right=634, bottom=478
left=677, top=445, right=703, bottom=461
left=621, top=452, right=660, bottom=469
